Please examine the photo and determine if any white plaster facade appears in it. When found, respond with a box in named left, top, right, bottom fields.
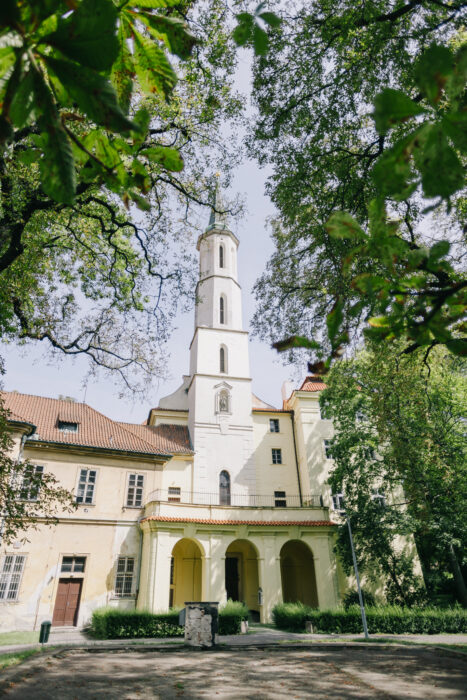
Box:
left=0, top=192, right=346, bottom=630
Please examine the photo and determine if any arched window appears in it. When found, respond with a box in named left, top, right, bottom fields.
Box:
left=219, top=244, right=224, bottom=268
left=220, top=346, right=226, bottom=373
left=218, top=388, right=230, bottom=413
left=219, top=296, right=226, bottom=324
left=219, top=470, right=231, bottom=505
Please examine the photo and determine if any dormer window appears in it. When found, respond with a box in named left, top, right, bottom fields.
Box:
left=219, top=244, right=225, bottom=268
left=58, top=421, right=78, bottom=433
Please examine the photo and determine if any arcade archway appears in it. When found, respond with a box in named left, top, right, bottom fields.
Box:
left=169, top=538, right=203, bottom=608
left=225, top=539, right=259, bottom=614
left=280, top=540, right=318, bottom=607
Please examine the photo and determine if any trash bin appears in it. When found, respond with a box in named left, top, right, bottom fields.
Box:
left=39, top=620, right=52, bottom=644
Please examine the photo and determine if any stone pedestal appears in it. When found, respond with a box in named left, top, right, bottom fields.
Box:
left=184, top=602, right=219, bottom=648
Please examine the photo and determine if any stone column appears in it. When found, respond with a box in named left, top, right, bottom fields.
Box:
left=309, top=534, right=340, bottom=609
left=260, top=536, right=283, bottom=623
left=146, top=530, right=172, bottom=612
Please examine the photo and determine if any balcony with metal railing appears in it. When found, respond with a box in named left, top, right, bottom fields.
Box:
left=146, top=489, right=324, bottom=508
left=142, top=489, right=332, bottom=526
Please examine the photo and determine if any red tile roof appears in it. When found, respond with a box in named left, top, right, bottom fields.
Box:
left=118, top=423, right=192, bottom=455
left=299, top=376, right=327, bottom=392
left=142, top=515, right=335, bottom=527
left=1, top=392, right=191, bottom=456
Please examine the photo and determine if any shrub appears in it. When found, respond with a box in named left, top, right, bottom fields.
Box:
left=343, top=589, right=376, bottom=609
left=218, top=599, right=249, bottom=635
left=90, top=608, right=183, bottom=640
left=272, top=602, right=467, bottom=635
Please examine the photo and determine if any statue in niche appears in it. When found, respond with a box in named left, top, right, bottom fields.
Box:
left=219, top=390, right=229, bottom=413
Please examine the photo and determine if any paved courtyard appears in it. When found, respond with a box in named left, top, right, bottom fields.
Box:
left=0, top=645, right=465, bottom=699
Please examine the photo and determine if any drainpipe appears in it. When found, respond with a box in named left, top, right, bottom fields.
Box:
left=291, top=411, right=303, bottom=507
left=135, top=517, right=144, bottom=608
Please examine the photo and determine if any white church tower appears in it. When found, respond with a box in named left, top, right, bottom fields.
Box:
left=187, top=185, right=256, bottom=501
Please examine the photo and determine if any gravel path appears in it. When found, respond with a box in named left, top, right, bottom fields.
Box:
left=0, top=645, right=466, bottom=699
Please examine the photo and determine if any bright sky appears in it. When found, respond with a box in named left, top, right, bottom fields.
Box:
left=0, top=53, right=302, bottom=423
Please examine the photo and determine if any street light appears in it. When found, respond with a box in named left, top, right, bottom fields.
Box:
left=333, top=493, right=369, bottom=640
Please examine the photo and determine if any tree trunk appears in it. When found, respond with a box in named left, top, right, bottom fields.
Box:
left=448, top=544, right=467, bottom=607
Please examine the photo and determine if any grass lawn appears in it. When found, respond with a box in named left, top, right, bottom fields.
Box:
left=0, top=648, right=40, bottom=671
left=0, top=631, right=39, bottom=646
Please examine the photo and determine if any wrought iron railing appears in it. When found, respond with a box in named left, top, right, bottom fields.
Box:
left=146, top=489, right=324, bottom=508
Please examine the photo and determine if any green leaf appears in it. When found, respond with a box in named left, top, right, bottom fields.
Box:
left=17, top=149, right=41, bottom=165
left=0, top=46, right=16, bottom=74
left=140, top=145, right=183, bottom=171
left=326, top=299, right=343, bottom=346
left=233, top=14, right=254, bottom=46
left=42, top=0, right=119, bottom=72
left=45, top=57, right=136, bottom=134
left=253, top=25, right=269, bottom=56
left=442, top=111, right=467, bottom=153
left=133, top=30, right=177, bottom=99
left=130, top=192, right=151, bottom=211
left=368, top=316, right=391, bottom=328
left=326, top=211, right=366, bottom=240
left=445, top=339, right=467, bottom=357
left=259, top=11, right=281, bottom=28
left=0, top=0, right=20, bottom=26
left=372, top=130, right=420, bottom=199
left=9, top=70, right=35, bottom=128
left=0, top=115, right=13, bottom=145
left=129, top=0, right=183, bottom=6
left=414, top=124, right=464, bottom=199
left=373, top=88, right=425, bottom=135
left=139, top=14, right=197, bottom=60
left=31, top=69, right=76, bottom=203
left=111, top=21, right=134, bottom=114
left=272, top=335, right=321, bottom=352
left=429, top=241, right=450, bottom=261
left=414, top=44, right=454, bottom=104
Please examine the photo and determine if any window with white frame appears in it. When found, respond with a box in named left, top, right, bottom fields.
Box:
left=274, top=490, right=287, bottom=507
left=126, top=473, right=144, bottom=507
left=61, top=556, right=86, bottom=573
left=371, top=489, right=386, bottom=507
left=323, top=439, right=333, bottom=459
left=114, top=557, right=135, bottom=597
left=20, top=465, right=44, bottom=501
left=168, top=487, right=181, bottom=503
left=0, top=554, right=26, bottom=601
left=76, top=468, right=97, bottom=504
left=269, top=419, right=279, bottom=433
left=272, top=448, right=282, bottom=465
left=332, top=493, right=345, bottom=511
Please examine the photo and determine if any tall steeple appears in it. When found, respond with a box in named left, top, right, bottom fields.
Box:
left=187, top=182, right=255, bottom=498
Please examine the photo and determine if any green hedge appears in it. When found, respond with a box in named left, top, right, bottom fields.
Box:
left=91, top=608, right=184, bottom=640
left=218, top=600, right=249, bottom=635
left=272, top=602, right=467, bottom=634
left=91, top=601, right=250, bottom=639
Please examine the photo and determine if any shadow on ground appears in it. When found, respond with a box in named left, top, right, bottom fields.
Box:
left=1, top=646, right=466, bottom=699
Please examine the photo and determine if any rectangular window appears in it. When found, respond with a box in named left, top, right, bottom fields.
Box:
left=332, top=493, right=345, bottom=511
left=269, top=419, right=279, bottom=433
left=58, top=421, right=78, bottom=433
left=126, top=474, right=144, bottom=507
left=168, top=487, right=181, bottom=503
left=61, top=556, right=86, bottom=573
left=274, top=490, right=287, bottom=507
left=324, top=440, right=333, bottom=459
left=272, top=448, right=282, bottom=465
left=0, top=555, right=26, bottom=601
left=371, top=489, right=386, bottom=507
left=20, top=465, right=44, bottom=501
left=115, top=557, right=135, bottom=597
left=76, top=468, right=97, bottom=504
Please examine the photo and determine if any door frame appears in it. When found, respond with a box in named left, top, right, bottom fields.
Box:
left=52, top=577, right=83, bottom=627
left=225, top=553, right=242, bottom=601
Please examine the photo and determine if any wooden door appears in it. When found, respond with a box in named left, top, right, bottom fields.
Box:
left=52, top=578, right=82, bottom=626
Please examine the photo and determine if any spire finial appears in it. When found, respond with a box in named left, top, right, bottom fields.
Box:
left=207, top=175, right=228, bottom=230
